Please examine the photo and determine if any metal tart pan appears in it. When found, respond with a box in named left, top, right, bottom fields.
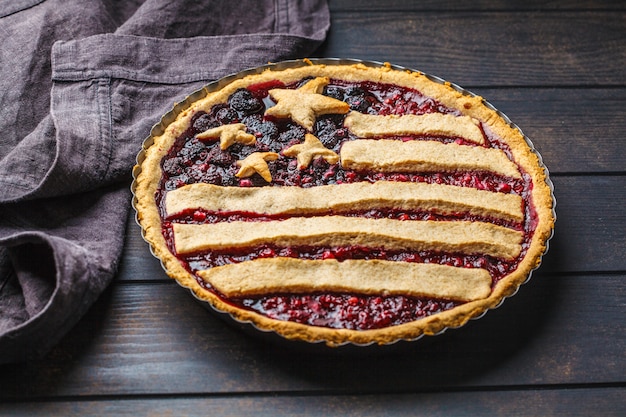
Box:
left=131, top=58, right=556, bottom=351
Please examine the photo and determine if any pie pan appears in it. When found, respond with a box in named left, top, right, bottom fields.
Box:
left=131, top=58, right=556, bottom=349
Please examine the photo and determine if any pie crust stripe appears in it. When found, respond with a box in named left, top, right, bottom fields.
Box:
left=196, top=258, right=492, bottom=302
left=133, top=61, right=556, bottom=344
left=172, top=217, right=523, bottom=259
left=340, top=139, right=522, bottom=179
left=344, top=111, right=485, bottom=145
left=165, top=181, right=524, bottom=222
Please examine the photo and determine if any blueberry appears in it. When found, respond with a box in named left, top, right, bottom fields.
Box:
left=228, top=88, right=263, bottom=114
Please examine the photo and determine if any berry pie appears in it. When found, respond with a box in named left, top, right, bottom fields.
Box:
left=133, top=60, right=555, bottom=346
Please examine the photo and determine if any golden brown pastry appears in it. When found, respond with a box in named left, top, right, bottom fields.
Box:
left=133, top=60, right=554, bottom=347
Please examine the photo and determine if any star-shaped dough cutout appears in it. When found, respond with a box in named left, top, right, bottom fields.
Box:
left=297, top=76, right=331, bottom=94
left=235, top=152, right=279, bottom=182
left=283, top=133, right=339, bottom=169
left=196, top=123, right=256, bottom=150
left=265, top=77, right=350, bottom=131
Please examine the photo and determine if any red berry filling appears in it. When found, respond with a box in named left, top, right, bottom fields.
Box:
left=241, top=293, right=459, bottom=330
left=157, top=78, right=536, bottom=331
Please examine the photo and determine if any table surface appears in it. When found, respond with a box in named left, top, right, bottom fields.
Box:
left=2, top=1, right=625, bottom=415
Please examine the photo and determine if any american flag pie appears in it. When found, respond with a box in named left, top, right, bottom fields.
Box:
left=133, top=60, right=554, bottom=346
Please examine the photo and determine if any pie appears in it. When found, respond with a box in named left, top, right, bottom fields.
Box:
left=133, top=59, right=555, bottom=346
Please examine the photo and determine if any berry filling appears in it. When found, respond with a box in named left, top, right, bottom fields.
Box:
left=156, top=78, right=536, bottom=331
left=241, top=293, right=459, bottom=330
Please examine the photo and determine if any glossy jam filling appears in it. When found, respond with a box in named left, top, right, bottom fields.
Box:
left=157, top=78, right=536, bottom=331
left=184, top=244, right=519, bottom=281
left=241, top=293, right=459, bottom=330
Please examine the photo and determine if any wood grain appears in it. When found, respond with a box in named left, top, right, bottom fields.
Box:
left=541, top=176, right=626, bottom=273
left=472, top=88, right=626, bottom=174
left=1, top=271, right=623, bottom=399
left=329, top=0, right=626, bottom=12
left=318, top=11, right=626, bottom=87
left=1, top=388, right=625, bottom=417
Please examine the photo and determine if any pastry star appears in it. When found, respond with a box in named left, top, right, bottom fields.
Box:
left=283, top=133, right=339, bottom=169
left=235, top=152, right=279, bottom=182
left=196, top=123, right=256, bottom=150
left=297, top=76, right=331, bottom=94
left=265, top=77, right=350, bottom=130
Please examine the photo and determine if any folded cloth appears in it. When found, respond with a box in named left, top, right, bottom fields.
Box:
left=0, top=0, right=329, bottom=363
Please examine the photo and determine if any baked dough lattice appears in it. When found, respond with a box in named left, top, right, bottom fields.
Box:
left=133, top=60, right=554, bottom=346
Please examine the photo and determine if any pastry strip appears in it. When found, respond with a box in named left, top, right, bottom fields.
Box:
left=197, top=258, right=492, bottom=302
left=344, top=111, right=485, bottom=145
left=341, top=139, right=522, bottom=179
left=165, top=181, right=523, bottom=222
left=173, top=217, right=523, bottom=259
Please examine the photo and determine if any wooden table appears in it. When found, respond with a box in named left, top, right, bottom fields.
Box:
left=2, top=1, right=624, bottom=415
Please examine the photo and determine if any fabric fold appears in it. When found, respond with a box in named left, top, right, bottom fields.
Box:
left=0, top=0, right=329, bottom=363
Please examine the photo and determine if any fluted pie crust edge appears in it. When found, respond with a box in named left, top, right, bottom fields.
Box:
left=133, top=60, right=555, bottom=347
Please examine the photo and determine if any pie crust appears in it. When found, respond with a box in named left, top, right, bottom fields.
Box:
left=133, top=59, right=555, bottom=347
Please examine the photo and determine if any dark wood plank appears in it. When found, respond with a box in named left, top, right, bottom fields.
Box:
left=1, top=270, right=623, bottom=399
left=317, top=11, right=626, bottom=87
left=330, top=0, right=626, bottom=12
left=119, top=213, right=169, bottom=282
left=1, top=387, right=625, bottom=417
left=472, top=88, right=626, bottom=174
left=119, top=175, right=626, bottom=282
left=543, top=176, right=626, bottom=273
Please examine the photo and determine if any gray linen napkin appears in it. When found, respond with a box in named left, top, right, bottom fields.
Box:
left=0, top=0, right=329, bottom=363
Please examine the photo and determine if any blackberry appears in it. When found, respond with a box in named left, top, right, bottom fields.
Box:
left=345, top=85, right=373, bottom=112
left=162, top=157, right=185, bottom=176
left=206, top=146, right=236, bottom=166
left=323, top=85, right=344, bottom=101
left=314, top=115, right=344, bottom=149
left=179, top=139, right=207, bottom=161
left=213, top=105, right=239, bottom=124
left=277, top=123, right=306, bottom=144
left=173, top=172, right=190, bottom=187
left=345, top=85, right=366, bottom=96
left=315, top=115, right=340, bottom=135
left=345, top=94, right=370, bottom=112
left=191, top=112, right=218, bottom=133
left=202, top=165, right=224, bottom=185
left=243, top=114, right=279, bottom=151
left=228, top=88, right=263, bottom=115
